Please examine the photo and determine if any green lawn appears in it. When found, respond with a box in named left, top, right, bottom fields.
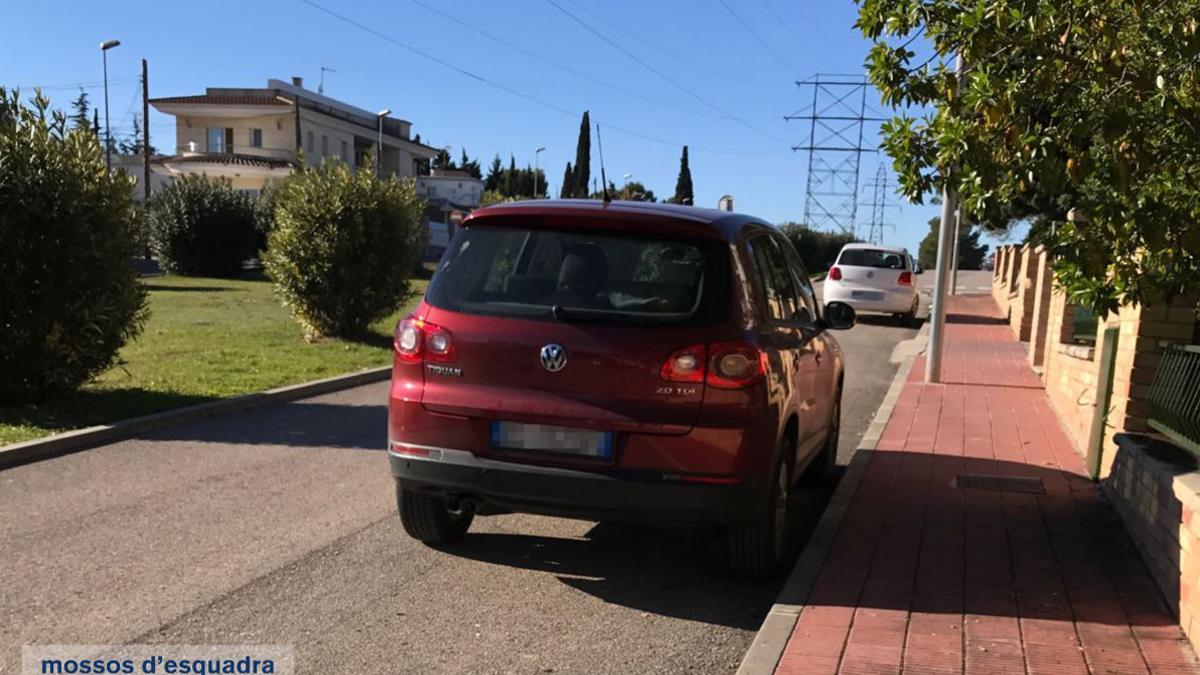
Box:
left=0, top=275, right=427, bottom=445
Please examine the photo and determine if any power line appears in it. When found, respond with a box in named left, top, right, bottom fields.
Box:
left=717, top=0, right=798, bottom=78
left=13, top=79, right=134, bottom=92
left=559, top=0, right=784, bottom=89
left=406, top=0, right=716, bottom=119
left=298, top=0, right=778, bottom=156
left=543, top=0, right=790, bottom=145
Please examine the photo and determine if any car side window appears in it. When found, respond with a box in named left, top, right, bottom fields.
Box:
left=748, top=235, right=806, bottom=324
left=776, top=237, right=819, bottom=325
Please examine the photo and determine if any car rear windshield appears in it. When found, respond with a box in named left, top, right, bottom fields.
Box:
left=426, top=225, right=730, bottom=325
left=837, top=248, right=910, bottom=269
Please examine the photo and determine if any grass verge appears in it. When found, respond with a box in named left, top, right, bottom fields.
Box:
left=0, top=275, right=426, bottom=446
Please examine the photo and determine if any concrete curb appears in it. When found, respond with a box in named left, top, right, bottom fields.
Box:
left=0, top=366, right=392, bottom=471
left=736, top=324, right=928, bottom=675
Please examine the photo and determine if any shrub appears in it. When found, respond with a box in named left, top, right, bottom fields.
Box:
left=0, top=89, right=146, bottom=402
left=777, top=223, right=860, bottom=274
left=263, top=160, right=426, bottom=338
left=145, top=174, right=257, bottom=277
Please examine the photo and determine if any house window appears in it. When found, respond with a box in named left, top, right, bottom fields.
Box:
left=428, top=186, right=438, bottom=197
left=207, top=127, right=232, bottom=153
left=340, top=140, right=348, bottom=161
left=249, top=128, right=262, bottom=148
left=321, top=135, right=329, bottom=156
left=306, top=131, right=314, bottom=154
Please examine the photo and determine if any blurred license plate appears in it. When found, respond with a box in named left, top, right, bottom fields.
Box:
left=491, top=422, right=613, bottom=459
left=851, top=290, right=884, bottom=300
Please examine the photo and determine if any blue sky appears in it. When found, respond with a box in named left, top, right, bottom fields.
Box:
left=4, top=0, right=1022, bottom=254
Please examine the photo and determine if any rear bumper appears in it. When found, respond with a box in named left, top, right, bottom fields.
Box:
left=824, top=284, right=917, bottom=314
left=388, top=443, right=767, bottom=524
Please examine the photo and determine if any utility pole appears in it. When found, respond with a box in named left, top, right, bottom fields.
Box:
left=100, top=39, right=121, bottom=171
left=949, top=204, right=963, bottom=295
left=141, top=58, right=151, bottom=202
left=925, top=54, right=965, bottom=384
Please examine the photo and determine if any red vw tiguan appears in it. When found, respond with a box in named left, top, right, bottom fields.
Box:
left=388, top=200, right=855, bottom=576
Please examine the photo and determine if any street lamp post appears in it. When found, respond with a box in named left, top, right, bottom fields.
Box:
left=100, top=39, right=121, bottom=172
left=376, top=109, right=390, bottom=175
left=622, top=173, right=632, bottom=200
left=534, top=146, right=546, bottom=198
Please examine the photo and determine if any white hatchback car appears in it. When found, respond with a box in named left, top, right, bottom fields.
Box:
left=823, top=243, right=920, bottom=326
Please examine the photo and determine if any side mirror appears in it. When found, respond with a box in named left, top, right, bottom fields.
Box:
left=915, top=264, right=924, bottom=274
left=824, top=301, right=856, bottom=330
left=824, top=260, right=835, bottom=270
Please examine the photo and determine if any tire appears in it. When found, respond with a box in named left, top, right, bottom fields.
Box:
left=728, top=453, right=790, bottom=579
left=800, top=395, right=840, bottom=487
left=902, top=299, right=919, bottom=328
left=396, top=483, right=474, bottom=545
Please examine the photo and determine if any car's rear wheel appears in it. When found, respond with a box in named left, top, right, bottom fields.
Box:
left=397, top=483, right=474, bottom=545
left=906, top=297, right=920, bottom=327
left=727, top=451, right=790, bottom=579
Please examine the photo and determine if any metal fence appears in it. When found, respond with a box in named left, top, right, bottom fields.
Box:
left=1147, top=344, right=1200, bottom=455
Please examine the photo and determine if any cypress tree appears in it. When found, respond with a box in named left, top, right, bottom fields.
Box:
left=672, top=145, right=694, bottom=205
left=572, top=111, right=590, bottom=198
left=560, top=162, right=573, bottom=198
left=504, top=155, right=517, bottom=196
left=69, top=89, right=91, bottom=131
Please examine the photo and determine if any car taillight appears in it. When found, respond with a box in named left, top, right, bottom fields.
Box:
left=394, top=317, right=455, bottom=364
left=707, top=341, right=766, bottom=389
left=661, top=344, right=707, bottom=383
left=898, top=271, right=913, bottom=286
left=828, top=266, right=842, bottom=281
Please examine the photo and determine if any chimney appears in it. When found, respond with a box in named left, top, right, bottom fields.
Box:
left=292, top=76, right=304, bottom=87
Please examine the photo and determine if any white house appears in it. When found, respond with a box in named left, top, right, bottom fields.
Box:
left=149, top=76, right=439, bottom=194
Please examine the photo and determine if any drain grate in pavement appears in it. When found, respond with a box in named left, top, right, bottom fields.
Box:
left=955, top=473, right=1045, bottom=494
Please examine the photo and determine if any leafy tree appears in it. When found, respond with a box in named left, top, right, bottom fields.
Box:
left=264, top=159, right=426, bottom=338
left=589, top=181, right=618, bottom=200
left=485, top=155, right=503, bottom=190
left=69, top=88, right=91, bottom=131
left=560, top=162, right=573, bottom=198
left=0, top=89, right=146, bottom=401
left=620, top=180, right=657, bottom=202
left=777, top=222, right=859, bottom=275
left=671, top=145, right=693, bottom=205
left=859, top=0, right=1200, bottom=311
left=118, top=113, right=156, bottom=155
left=145, top=175, right=258, bottom=278
left=459, top=149, right=482, bottom=179
left=571, top=111, right=590, bottom=198
left=432, top=147, right=453, bottom=172
left=916, top=217, right=989, bottom=270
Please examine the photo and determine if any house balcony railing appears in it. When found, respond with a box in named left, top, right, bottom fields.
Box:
left=176, top=143, right=295, bottom=162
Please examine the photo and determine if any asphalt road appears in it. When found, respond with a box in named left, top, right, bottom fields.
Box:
left=0, top=307, right=929, bottom=674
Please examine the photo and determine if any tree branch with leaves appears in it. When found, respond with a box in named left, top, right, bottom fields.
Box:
left=859, top=0, right=1200, bottom=311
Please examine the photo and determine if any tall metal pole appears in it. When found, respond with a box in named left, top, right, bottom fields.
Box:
left=534, top=146, right=545, bottom=198
left=141, top=58, right=150, bottom=201
left=375, top=109, right=390, bottom=175
left=102, top=50, right=112, bottom=171
left=925, top=54, right=965, bottom=384
left=949, top=204, right=963, bottom=295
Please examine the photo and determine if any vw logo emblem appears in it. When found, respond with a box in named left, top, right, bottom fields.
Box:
left=866, top=270, right=875, bottom=279
left=539, top=343, right=568, bottom=372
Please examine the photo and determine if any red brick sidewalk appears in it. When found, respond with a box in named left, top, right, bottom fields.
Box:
left=776, top=295, right=1200, bottom=675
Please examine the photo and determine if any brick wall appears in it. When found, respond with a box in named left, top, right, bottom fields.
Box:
left=1008, top=244, right=1037, bottom=342
left=992, top=246, right=1015, bottom=317
left=1027, top=246, right=1054, bottom=369
left=1105, top=434, right=1200, bottom=654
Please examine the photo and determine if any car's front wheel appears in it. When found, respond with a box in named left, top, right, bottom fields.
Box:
left=397, top=483, right=474, bottom=545
left=727, top=453, right=790, bottom=579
